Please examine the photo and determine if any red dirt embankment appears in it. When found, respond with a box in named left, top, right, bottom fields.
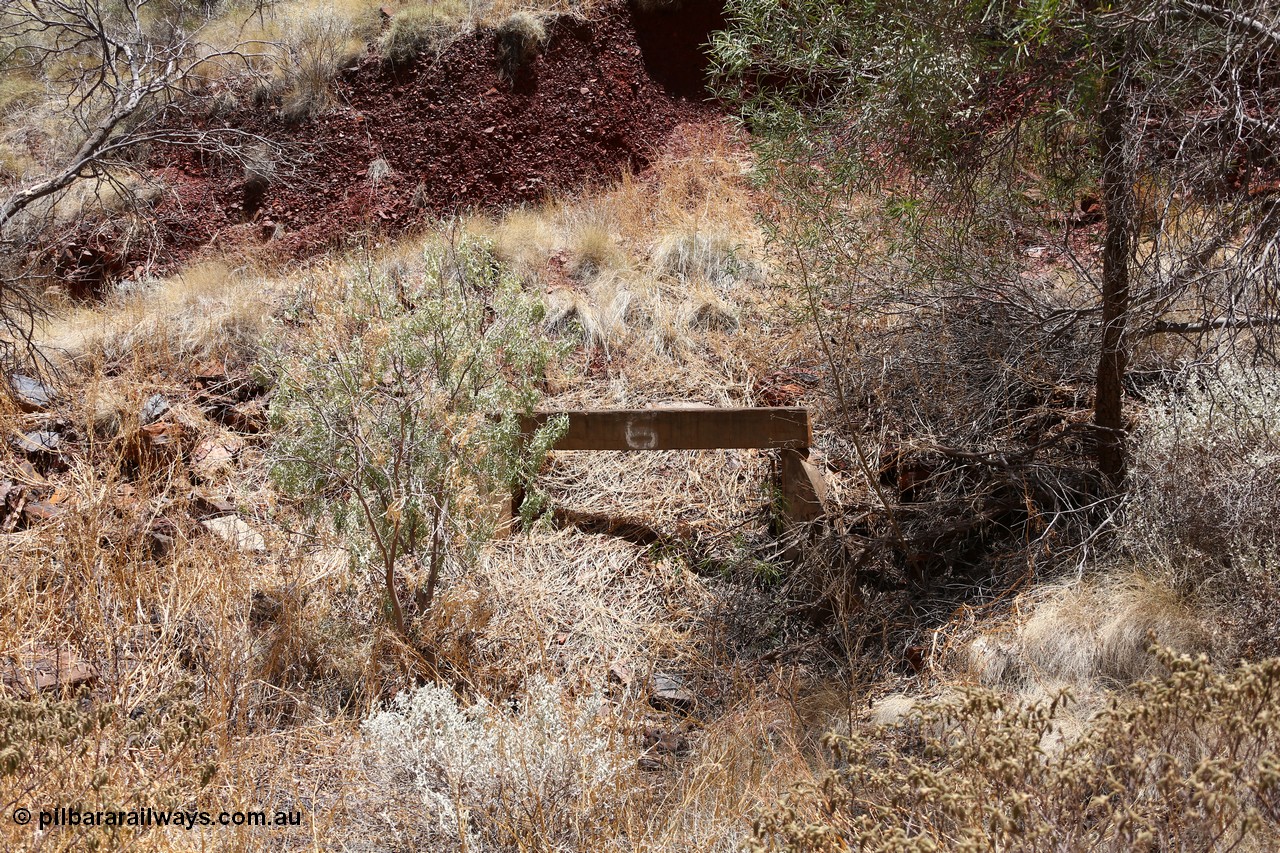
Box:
left=154, top=0, right=725, bottom=263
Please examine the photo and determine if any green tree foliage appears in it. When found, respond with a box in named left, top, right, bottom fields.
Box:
left=270, top=237, right=565, bottom=639
left=712, top=0, right=1280, bottom=497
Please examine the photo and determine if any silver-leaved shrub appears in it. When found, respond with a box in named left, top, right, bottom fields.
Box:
left=269, top=235, right=565, bottom=637
left=361, top=675, right=625, bottom=850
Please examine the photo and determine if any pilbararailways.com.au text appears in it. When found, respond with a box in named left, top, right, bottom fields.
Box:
left=14, top=806, right=302, bottom=831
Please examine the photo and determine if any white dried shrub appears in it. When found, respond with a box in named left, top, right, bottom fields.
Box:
left=361, top=675, right=626, bottom=851
left=754, top=651, right=1280, bottom=852
left=1129, top=366, right=1280, bottom=578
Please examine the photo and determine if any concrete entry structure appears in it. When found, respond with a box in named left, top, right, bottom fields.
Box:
left=508, top=407, right=828, bottom=537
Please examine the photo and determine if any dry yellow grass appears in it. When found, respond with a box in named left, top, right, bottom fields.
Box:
left=8, top=91, right=1270, bottom=851
left=945, top=567, right=1214, bottom=719
left=467, top=122, right=788, bottom=410
left=1017, top=571, right=1211, bottom=686
left=0, top=397, right=806, bottom=853
left=38, top=261, right=278, bottom=373
left=0, top=136, right=806, bottom=850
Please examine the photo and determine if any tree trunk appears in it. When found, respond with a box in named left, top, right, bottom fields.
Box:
left=384, top=556, right=408, bottom=638
left=1094, top=71, right=1135, bottom=493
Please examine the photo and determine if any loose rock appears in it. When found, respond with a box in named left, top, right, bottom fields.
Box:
left=225, top=399, right=267, bottom=433
left=10, top=374, right=56, bottom=412
left=191, top=491, right=236, bottom=519
left=130, top=421, right=183, bottom=467
left=12, top=430, right=62, bottom=457
left=608, top=662, right=635, bottom=686
left=649, top=672, right=695, bottom=713
left=194, top=360, right=227, bottom=382
left=149, top=530, right=176, bottom=558
left=193, top=436, right=243, bottom=478
left=201, top=515, right=265, bottom=552
left=139, top=393, right=171, bottom=426
left=642, top=723, right=690, bottom=755
left=23, top=501, right=64, bottom=524
left=2, top=648, right=98, bottom=697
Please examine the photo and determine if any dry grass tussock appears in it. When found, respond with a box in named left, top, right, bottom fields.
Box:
left=472, top=123, right=782, bottom=398
left=0, top=186, right=813, bottom=851
left=378, top=0, right=473, bottom=69
left=434, top=530, right=688, bottom=688
left=958, top=570, right=1213, bottom=691
left=496, top=11, right=549, bottom=79
left=1128, top=366, right=1280, bottom=565
left=9, top=116, right=1280, bottom=851
left=343, top=673, right=820, bottom=851
left=37, top=261, right=277, bottom=373
left=865, top=568, right=1215, bottom=757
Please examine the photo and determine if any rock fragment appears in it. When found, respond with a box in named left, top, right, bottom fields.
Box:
left=22, top=501, right=64, bottom=524
left=10, top=374, right=56, bottom=412
left=191, top=491, right=235, bottom=519
left=608, top=662, right=635, bottom=687
left=225, top=400, right=267, bottom=433
left=139, top=393, right=171, bottom=425
left=201, top=515, right=265, bottom=553
left=193, top=437, right=241, bottom=477
left=648, top=672, right=695, bottom=713
left=642, top=723, right=690, bottom=756
left=12, top=430, right=61, bottom=457
left=2, top=648, right=97, bottom=697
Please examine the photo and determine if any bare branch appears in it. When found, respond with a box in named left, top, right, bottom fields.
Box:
left=1141, top=315, right=1280, bottom=338
left=0, top=0, right=280, bottom=233
left=0, top=0, right=285, bottom=377
left=1178, top=1, right=1280, bottom=49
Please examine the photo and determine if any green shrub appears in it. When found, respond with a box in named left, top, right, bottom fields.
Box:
left=753, top=649, right=1280, bottom=851
left=379, top=1, right=471, bottom=67
left=269, top=236, right=565, bottom=638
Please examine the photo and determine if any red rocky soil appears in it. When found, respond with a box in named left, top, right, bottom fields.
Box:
left=150, top=0, right=726, bottom=265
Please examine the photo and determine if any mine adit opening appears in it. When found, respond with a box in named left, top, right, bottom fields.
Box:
left=629, top=0, right=728, bottom=97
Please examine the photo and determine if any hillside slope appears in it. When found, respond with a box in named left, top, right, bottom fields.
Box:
left=151, top=1, right=721, bottom=266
